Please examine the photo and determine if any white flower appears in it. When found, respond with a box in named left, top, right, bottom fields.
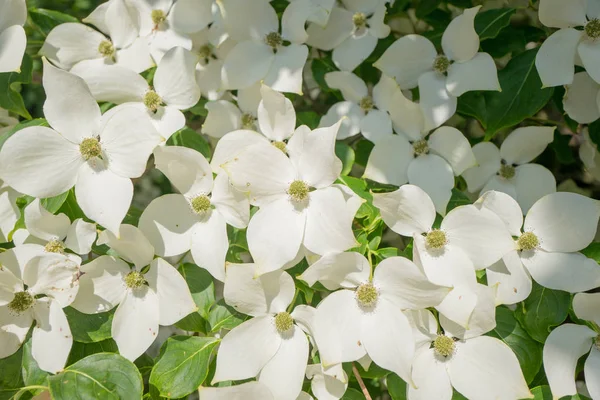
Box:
left=579, top=129, right=600, bottom=180
left=535, top=0, right=600, bottom=86
left=302, top=252, right=448, bottom=385
left=191, top=28, right=235, bottom=100
left=70, top=224, right=197, bottom=361
left=462, top=126, right=556, bottom=213
left=218, top=0, right=309, bottom=93
left=305, top=363, right=348, bottom=400
left=213, top=264, right=309, bottom=400
left=0, top=180, right=20, bottom=242
left=71, top=46, right=201, bottom=141
left=476, top=190, right=600, bottom=293
left=306, top=1, right=390, bottom=71
left=0, top=0, right=26, bottom=73
left=0, top=60, right=162, bottom=235
left=543, top=292, right=600, bottom=400
left=199, top=381, right=275, bottom=400
left=375, top=6, right=500, bottom=128
left=563, top=71, right=600, bottom=124
left=0, top=247, right=80, bottom=373
left=283, top=0, right=336, bottom=44
left=139, top=145, right=249, bottom=281
left=408, top=309, right=532, bottom=400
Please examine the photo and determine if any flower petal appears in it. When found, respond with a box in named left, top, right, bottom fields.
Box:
left=299, top=252, right=369, bottom=290
left=408, top=348, right=453, bottom=400
left=324, top=71, right=368, bottom=103
left=535, top=28, right=581, bottom=87
left=462, top=142, right=501, bottom=193
left=211, top=172, right=250, bottom=229
left=24, top=198, right=70, bottom=242
left=257, top=84, right=296, bottom=141
left=306, top=7, right=354, bottom=51
left=539, top=0, right=587, bottom=28
left=474, top=190, right=523, bottom=236
left=69, top=63, right=147, bottom=104
left=372, top=184, right=435, bottom=236
left=360, top=109, right=393, bottom=144
left=573, top=292, right=600, bottom=326
left=332, top=34, right=377, bottom=72
left=501, top=126, right=555, bottom=165
left=363, top=134, right=413, bottom=186
left=168, top=0, right=213, bottom=34
left=441, top=6, right=481, bottom=62
left=440, top=283, right=496, bottom=339
left=97, top=224, right=154, bottom=268
left=418, top=71, right=456, bottom=131
left=408, top=154, right=454, bottom=216
left=0, top=25, right=26, bottom=73
left=487, top=250, right=532, bottom=305
left=24, top=253, right=80, bottom=306
left=585, top=347, right=600, bottom=400
left=222, top=41, right=274, bottom=90
left=564, top=71, right=600, bottom=123
left=190, top=210, right=229, bottom=282
left=32, top=298, right=72, bottom=373
left=154, top=47, right=201, bottom=109
left=153, top=145, right=213, bottom=197
left=264, top=44, right=308, bottom=94
left=201, top=100, right=242, bottom=139
left=319, top=101, right=363, bottom=140
left=64, top=218, right=97, bottom=255
left=514, top=164, right=556, bottom=214
left=199, top=381, right=274, bottom=400
left=446, top=52, right=500, bottom=96
left=40, top=23, right=105, bottom=69
left=428, top=126, right=476, bottom=175
left=0, top=305, right=31, bottom=359
left=217, top=0, right=278, bottom=42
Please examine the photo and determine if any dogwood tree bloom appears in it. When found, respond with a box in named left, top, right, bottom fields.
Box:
left=70, top=224, right=196, bottom=361
left=213, top=264, right=309, bottom=400
left=202, top=83, right=261, bottom=138
left=462, top=126, right=556, bottom=213
left=192, top=28, right=235, bottom=100
left=305, top=363, right=348, bottom=400
left=543, top=292, right=600, bottom=400
left=0, top=60, right=162, bottom=234
left=563, top=71, right=600, bottom=123
left=0, top=248, right=80, bottom=373
left=71, top=46, right=200, bottom=141
left=0, top=0, right=26, bottom=73
left=139, top=145, right=249, bottom=281
left=302, top=252, right=448, bottom=385
left=375, top=6, right=500, bottom=128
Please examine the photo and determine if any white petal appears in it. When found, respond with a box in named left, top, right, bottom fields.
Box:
left=441, top=6, right=480, bottom=62
left=408, top=154, right=454, bottom=216
left=0, top=305, right=31, bottom=359
left=573, top=292, right=600, bottom=326
left=435, top=284, right=478, bottom=328
left=332, top=34, right=377, bottom=72
left=428, top=126, right=476, bottom=175
left=524, top=192, right=600, bottom=252
left=360, top=109, right=393, bottom=144
left=237, top=82, right=263, bottom=114
left=281, top=0, right=313, bottom=44
left=535, top=28, right=581, bottom=87
left=0, top=244, right=44, bottom=280
left=306, top=7, right=354, bottom=51
left=363, top=134, right=413, bottom=186
left=585, top=347, right=600, bottom=400
left=514, top=164, right=556, bottom=214
left=213, top=316, right=281, bottom=382
left=372, top=74, right=399, bottom=112
left=199, top=381, right=274, bottom=400
left=222, top=41, right=274, bottom=90
left=201, top=100, right=242, bottom=139
left=64, top=218, right=97, bottom=255
left=409, top=348, right=453, bottom=400
left=372, top=184, right=435, bottom=236
left=308, top=364, right=349, bottom=400
left=155, top=47, right=201, bottom=109
left=564, top=71, right=600, bottom=123
left=24, top=199, right=70, bottom=242
left=578, top=40, right=600, bottom=84
left=487, top=250, right=532, bottom=305
left=168, top=0, right=213, bottom=34
left=319, top=101, right=363, bottom=140
left=97, top=224, right=154, bottom=268
left=474, top=190, right=523, bottom=236
left=501, top=126, right=555, bottom=165
left=418, top=71, right=456, bottom=131
left=264, top=44, right=308, bottom=94
left=0, top=25, right=26, bottom=73
left=0, top=0, right=27, bottom=31
left=112, top=286, right=160, bottom=361
left=145, top=258, right=196, bottom=325
left=153, top=145, right=213, bottom=196
left=446, top=53, right=500, bottom=96
left=440, top=283, right=496, bottom=339
left=216, top=0, right=278, bottom=42
left=69, top=63, right=147, bottom=104
left=258, top=84, right=296, bottom=141
left=24, top=254, right=80, bottom=306
left=32, top=298, right=72, bottom=373
left=211, top=172, right=250, bottom=229
left=539, top=0, right=587, bottom=28
left=543, top=324, right=596, bottom=398
left=40, top=23, right=105, bottom=69
left=147, top=29, right=193, bottom=65
left=0, top=126, right=82, bottom=198
left=299, top=252, right=369, bottom=290
left=103, top=0, right=138, bottom=48
left=462, top=142, right=501, bottom=193
left=388, top=89, right=426, bottom=140
left=0, top=184, right=20, bottom=242
left=115, top=37, right=155, bottom=73
left=324, top=71, right=368, bottom=103
left=190, top=211, right=229, bottom=282
left=210, top=130, right=268, bottom=173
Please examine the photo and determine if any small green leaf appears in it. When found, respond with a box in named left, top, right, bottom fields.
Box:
left=0, top=54, right=33, bottom=119
left=446, top=189, right=471, bottom=213
left=21, top=340, right=50, bottom=390
left=530, top=385, right=591, bottom=399
left=311, top=57, right=337, bottom=92
left=0, top=346, right=24, bottom=400
left=63, top=307, right=114, bottom=343
left=66, top=340, right=119, bottom=365
left=166, top=127, right=211, bottom=159
left=57, top=189, right=86, bottom=221
left=29, top=8, right=78, bottom=35
left=335, top=141, right=355, bottom=176
left=475, top=8, right=516, bottom=40
left=297, top=111, right=320, bottom=130
left=41, top=191, right=69, bottom=214
left=342, top=388, right=366, bottom=400
left=581, top=242, right=600, bottom=262
left=416, top=0, right=442, bottom=18
left=207, top=299, right=247, bottom=333
left=386, top=373, right=407, bottom=400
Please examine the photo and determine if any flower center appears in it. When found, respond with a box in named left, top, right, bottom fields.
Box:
left=8, top=291, right=34, bottom=314
left=595, top=335, right=600, bottom=350
left=265, top=32, right=283, bottom=49
left=353, top=12, right=367, bottom=28
left=272, top=141, right=287, bottom=153
left=274, top=312, right=294, bottom=333
left=356, top=283, right=378, bottom=307
left=80, top=137, right=102, bottom=160
left=517, top=232, right=539, bottom=251
left=586, top=19, right=600, bottom=40
left=359, top=96, right=374, bottom=112
left=241, top=113, right=256, bottom=130
left=288, top=180, right=309, bottom=202
left=426, top=229, right=447, bottom=249
left=98, top=40, right=115, bottom=57
left=413, top=139, right=429, bottom=156
left=124, top=271, right=146, bottom=289
left=433, top=55, right=450, bottom=74
left=151, top=9, right=166, bottom=26
left=433, top=335, right=455, bottom=357
left=191, top=195, right=211, bottom=214
left=44, top=239, right=65, bottom=253
left=198, top=44, right=213, bottom=61
left=143, top=90, right=162, bottom=112
left=499, top=164, right=515, bottom=180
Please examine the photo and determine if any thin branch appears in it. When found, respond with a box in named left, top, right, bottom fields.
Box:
left=352, top=363, right=372, bottom=400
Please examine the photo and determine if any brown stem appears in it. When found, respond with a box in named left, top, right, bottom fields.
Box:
left=352, top=363, right=372, bottom=400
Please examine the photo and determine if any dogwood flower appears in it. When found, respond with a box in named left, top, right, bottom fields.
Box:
left=202, top=83, right=262, bottom=138
left=139, top=145, right=248, bottom=281
left=462, top=126, right=556, bottom=213
left=302, top=252, right=448, bottom=385
left=543, top=292, right=600, bottom=400
left=563, top=71, right=600, bottom=123
left=70, top=224, right=196, bottom=361
left=535, top=0, right=600, bottom=86
left=0, top=60, right=162, bottom=234
left=408, top=309, right=532, bottom=400
left=305, top=363, right=348, bottom=400
left=192, top=28, right=235, bottom=100
left=0, top=247, right=80, bottom=373
left=375, top=6, right=500, bottom=128
left=306, top=1, right=390, bottom=71
left=71, top=46, right=200, bottom=141
left=282, top=0, right=336, bottom=44
left=213, top=264, right=309, bottom=400
left=579, top=129, right=600, bottom=180
left=0, top=0, right=26, bottom=73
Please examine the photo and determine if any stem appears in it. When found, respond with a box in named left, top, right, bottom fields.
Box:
left=286, top=288, right=300, bottom=313
left=352, top=363, right=372, bottom=400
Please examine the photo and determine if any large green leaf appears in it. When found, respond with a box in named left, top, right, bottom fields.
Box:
left=387, top=373, right=407, bottom=400
left=207, top=299, right=247, bottom=333
left=175, top=263, right=215, bottom=332
left=530, top=385, right=591, bottom=399
left=48, top=353, right=143, bottom=399
left=335, top=141, right=355, bottom=176
left=63, top=307, right=114, bottom=343
left=475, top=8, right=516, bottom=40
left=21, top=340, right=49, bottom=390
left=29, top=8, right=78, bottom=35
left=0, top=347, right=24, bottom=400
left=0, top=54, right=33, bottom=119
left=149, top=336, right=219, bottom=399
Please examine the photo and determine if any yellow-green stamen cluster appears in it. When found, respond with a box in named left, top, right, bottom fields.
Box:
left=265, top=32, right=283, bottom=49
left=44, top=239, right=65, bottom=253
left=98, top=40, right=115, bottom=57
left=433, top=55, right=450, bottom=74
left=413, top=139, right=429, bottom=156
left=80, top=137, right=102, bottom=160
left=151, top=9, right=166, bottom=26
left=124, top=271, right=146, bottom=289
left=518, top=232, right=539, bottom=251
left=356, top=283, right=378, bottom=307
left=191, top=195, right=211, bottom=214
left=499, top=164, right=516, bottom=180
left=198, top=44, right=213, bottom=61
left=426, top=229, right=447, bottom=249
left=288, top=180, right=309, bottom=202
left=8, top=291, right=34, bottom=314
left=144, top=90, right=162, bottom=112
left=359, top=96, right=374, bottom=112
left=241, top=113, right=256, bottom=130
left=433, top=335, right=455, bottom=357
left=586, top=19, right=600, bottom=40
left=274, top=312, right=294, bottom=333
left=353, top=12, right=367, bottom=28
left=272, top=141, right=287, bottom=153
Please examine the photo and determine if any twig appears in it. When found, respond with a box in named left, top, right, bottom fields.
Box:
left=352, top=363, right=372, bottom=400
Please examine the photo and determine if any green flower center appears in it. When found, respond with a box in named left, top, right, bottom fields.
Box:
left=518, top=232, right=539, bottom=251
left=359, top=96, right=374, bottom=112
left=143, top=90, right=162, bottom=112
left=80, top=137, right=102, bottom=160
left=98, top=40, right=115, bottom=57
left=265, top=32, right=283, bottom=49
left=353, top=12, right=367, bottom=28
left=413, top=139, right=429, bottom=156
left=8, top=291, right=34, bottom=314
left=44, top=239, right=65, bottom=253
left=433, top=335, right=455, bottom=357
left=274, top=312, right=294, bottom=333
left=272, top=141, right=287, bottom=153
left=241, top=113, right=256, bottom=130
left=151, top=9, right=166, bottom=26
left=191, top=195, right=211, bottom=214
left=288, top=180, right=309, bottom=202
left=586, top=19, right=600, bottom=39
left=499, top=164, right=516, bottom=180
left=198, top=44, right=213, bottom=60
left=356, top=283, right=378, bottom=307
left=426, top=229, right=447, bottom=249
left=433, top=55, right=450, bottom=74
left=124, top=271, right=146, bottom=289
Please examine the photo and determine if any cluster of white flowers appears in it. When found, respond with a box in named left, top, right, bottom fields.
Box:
left=0, top=0, right=600, bottom=399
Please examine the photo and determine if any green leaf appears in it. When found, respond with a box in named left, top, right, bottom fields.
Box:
left=581, top=242, right=600, bottom=262
left=41, top=191, right=69, bottom=214
left=48, top=353, right=143, bottom=399
left=416, top=0, right=442, bottom=18
left=0, top=54, right=33, bottom=119
left=166, top=127, right=211, bottom=159
left=354, top=139, right=374, bottom=167
left=207, top=299, right=247, bottom=333
left=57, top=189, right=86, bottom=221
left=342, top=388, right=366, bottom=400
left=487, top=307, right=543, bottom=384
left=66, top=340, right=119, bottom=365
left=475, top=8, right=516, bottom=40
left=311, top=57, right=337, bottom=92
left=149, top=336, right=219, bottom=399
left=297, top=111, right=320, bottom=130
left=530, top=385, right=592, bottom=399
left=335, top=141, right=355, bottom=176
left=29, top=8, right=78, bottom=35
left=0, top=118, right=48, bottom=151
left=386, top=373, right=407, bottom=400
left=63, top=307, right=114, bottom=343
left=21, top=340, right=49, bottom=390
left=446, top=189, right=471, bottom=213
left=0, top=347, right=24, bottom=400
left=514, top=281, right=571, bottom=343
left=179, top=263, right=215, bottom=319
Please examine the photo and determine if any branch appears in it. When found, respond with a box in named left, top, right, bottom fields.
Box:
left=352, top=363, right=372, bottom=400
